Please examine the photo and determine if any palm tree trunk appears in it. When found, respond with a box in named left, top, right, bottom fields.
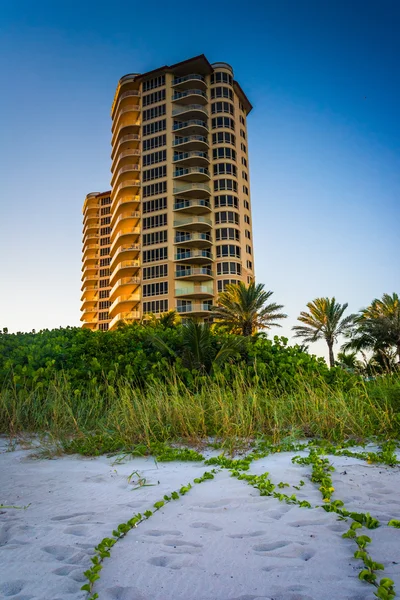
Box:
left=327, top=341, right=335, bottom=368
left=242, top=321, right=253, bottom=337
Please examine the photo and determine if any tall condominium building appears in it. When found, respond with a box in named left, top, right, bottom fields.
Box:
left=81, top=54, right=255, bottom=331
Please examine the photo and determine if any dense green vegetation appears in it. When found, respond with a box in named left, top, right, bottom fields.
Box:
left=1, top=285, right=399, bottom=452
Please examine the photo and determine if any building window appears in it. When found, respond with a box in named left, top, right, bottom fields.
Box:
left=211, top=102, right=234, bottom=115
left=246, top=260, right=253, bottom=269
left=211, top=72, right=233, bottom=85
left=143, top=104, right=166, bottom=122
left=143, top=181, right=167, bottom=198
left=99, top=290, right=110, bottom=299
left=217, top=279, right=238, bottom=292
left=99, top=322, right=109, bottom=331
left=100, top=206, right=111, bottom=216
left=142, top=75, right=165, bottom=92
left=143, top=150, right=166, bottom=167
left=143, top=213, right=167, bottom=230
left=100, top=257, right=110, bottom=266
left=143, top=230, right=167, bottom=246
left=241, top=157, right=247, bottom=167
left=214, top=179, right=238, bottom=192
left=212, top=132, right=236, bottom=146
left=245, top=230, right=251, bottom=239
left=215, top=211, right=239, bottom=225
left=100, top=247, right=110, bottom=256
left=100, top=226, right=111, bottom=236
left=143, top=197, right=167, bottom=213
left=142, top=165, right=167, bottom=182
left=143, top=299, right=168, bottom=314
left=142, top=89, right=166, bottom=107
left=246, top=244, right=252, bottom=254
left=211, top=86, right=233, bottom=101
left=240, top=129, right=246, bottom=139
left=212, top=147, right=236, bottom=161
left=216, top=245, right=241, bottom=258
left=143, top=264, right=168, bottom=280
left=143, top=119, right=166, bottom=137
left=100, top=196, right=111, bottom=206
left=214, top=163, right=237, bottom=177
left=240, top=115, right=245, bottom=125
left=243, top=185, right=249, bottom=195
left=100, top=237, right=111, bottom=246
left=143, top=282, right=168, bottom=297
left=99, top=279, right=109, bottom=288
left=99, top=268, right=110, bottom=277
left=100, top=216, right=111, bottom=225
left=143, top=134, right=167, bottom=152
left=211, top=116, right=235, bottom=130
left=99, top=300, right=111, bottom=310
left=216, top=227, right=240, bottom=241
left=244, top=199, right=250, bottom=210
left=244, top=214, right=250, bottom=224
left=143, top=247, right=168, bottom=263
left=217, top=262, right=242, bottom=275
left=214, top=195, right=239, bottom=209
left=242, top=171, right=248, bottom=181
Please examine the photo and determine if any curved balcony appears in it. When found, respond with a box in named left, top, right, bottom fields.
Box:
left=173, top=119, right=208, bottom=136
left=172, top=74, right=207, bottom=90
left=176, top=303, right=212, bottom=316
left=173, top=198, right=211, bottom=214
left=111, top=133, right=141, bottom=160
left=81, top=273, right=98, bottom=291
left=110, top=227, right=140, bottom=255
left=173, top=167, right=210, bottom=183
left=173, top=182, right=210, bottom=198
left=175, top=286, right=214, bottom=300
left=112, top=89, right=141, bottom=118
left=109, top=259, right=140, bottom=286
left=110, top=211, right=140, bottom=239
left=110, top=276, right=141, bottom=302
left=173, top=216, right=212, bottom=231
left=111, top=164, right=140, bottom=188
left=109, top=292, right=140, bottom=318
left=175, top=267, right=213, bottom=281
left=82, top=243, right=99, bottom=258
left=212, top=62, right=234, bottom=73
left=81, top=297, right=97, bottom=311
left=82, top=221, right=99, bottom=236
left=82, top=251, right=99, bottom=268
left=172, top=89, right=208, bottom=104
left=112, top=179, right=141, bottom=206
left=173, top=151, right=209, bottom=168
left=109, top=310, right=140, bottom=330
left=111, top=196, right=141, bottom=224
left=172, top=104, right=208, bottom=120
left=111, top=119, right=141, bottom=147
left=80, top=284, right=98, bottom=297
left=173, top=135, right=209, bottom=151
left=112, top=104, right=140, bottom=134
left=175, top=250, right=213, bottom=264
left=81, top=263, right=98, bottom=279
left=111, top=148, right=141, bottom=174
left=110, top=244, right=141, bottom=267
left=80, top=306, right=98, bottom=321
left=174, top=232, right=212, bottom=247
left=82, top=232, right=99, bottom=243
left=83, top=209, right=99, bottom=226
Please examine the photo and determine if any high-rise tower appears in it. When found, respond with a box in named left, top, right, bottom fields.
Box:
left=81, top=55, right=254, bottom=330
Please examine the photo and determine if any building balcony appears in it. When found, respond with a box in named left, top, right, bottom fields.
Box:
left=172, top=119, right=208, bottom=136
left=172, top=74, right=207, bottom=89
left=173, top=151, right=209, bottom=168
left=176, top=303, right=212, bottom=316
left=83, top=209, right=99, bottom=226
left=174, top=232, right=212, bottom=247
left=111, top=148, right=141, bottom=174
left=175, top=286, right=214, bottom=300
left=175, top=250, right=213, bottom=264
left=109, top=310, right=141, bottom=330
left=173, top=182, right=210, bottom=198
left=111, top=89, right=141, bottom=118
left=173, top=135, right=209, bottom=151
left=111, top=133, right=141, bottom=160
left=82, top=244, right=99, bottom=259
left=110, top=275, right=141, bottom=301
left=82, top=320, right=98, bottom=330
left=80, top=307, right=98, bottom=321
left=112, top=179, right=141, bottom=204
left=81, top=297, right=98, bottom=311
left=172, top=89, right=208, bottom=104
left=82, top=220, right=99, bottom=236
left=111, top=164, right=140, bottom=187
left=110, top=211, right=140, bottom=237
left=111, top=196, right=141, bottom=224
left=173, top=216, right=212, bottom=231
left=112, top=104, right=140, bottom=134
left=111, top=118, right=141, bottom=146
left=109, top=292, right=140, bottom=318
left=173, top=166, right=210, bottom=183
left=175, top=267, right=213, bottom=281
left=80, top=274, right=98, bottom=290
left=173, top=198, right=211, bottom=214
left=82, top=251, right=99, bottom=268
left=110, top=243, right=141, bottom=267
left=82, top=232, right=99, bottom=243
left=109, top=259, right=140, bottom=286
left=81, top=263, right=99, bottom=279
left=110, top=227, right=140, bottom=255
left=172, top=104, right=208, bottom=120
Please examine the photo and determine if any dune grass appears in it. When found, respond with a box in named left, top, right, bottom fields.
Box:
left=1, top=369, right=399, bottom=454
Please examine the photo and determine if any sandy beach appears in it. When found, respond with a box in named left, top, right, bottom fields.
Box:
left=1, top=437, right=399, bottom=600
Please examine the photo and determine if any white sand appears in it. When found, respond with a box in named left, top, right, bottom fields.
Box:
left=0, top=437, right=399, bottom=600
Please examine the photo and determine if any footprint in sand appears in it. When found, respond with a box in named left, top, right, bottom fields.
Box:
left=228, top=531, right=265, bottom=539
left=0, top=580, right=27, bottom=597
left=190, top=521, right=222, bottom=531
left=147, top=555, right=193, bottom=569
left=51, top=511, right=94, bottom=521
left=144, top=529, right=182, bottom=537
left=253, top=541, right=291, bottom=552
left=103, top=584, right=149, bottom=600
left=63, top=525, right=89, bottom=537
left=41, top=544, right=89, bottom=565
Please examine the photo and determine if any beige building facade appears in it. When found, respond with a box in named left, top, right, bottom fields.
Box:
left=81, top=55, right=255, bottom=331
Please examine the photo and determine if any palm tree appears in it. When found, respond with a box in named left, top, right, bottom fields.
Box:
left=344, top=293, right=400, bottom=367
left=292, top=298, right=355, bottom=367
left=211, top=281, right=287, bottom=337
left=148, top=320, right=242, bottom=374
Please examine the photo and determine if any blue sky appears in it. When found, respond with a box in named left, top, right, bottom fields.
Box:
left=1, top=0, right=399, bottom=360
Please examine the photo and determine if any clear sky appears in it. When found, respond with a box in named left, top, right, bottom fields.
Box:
left=1, top=0, right=399, bottom=360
